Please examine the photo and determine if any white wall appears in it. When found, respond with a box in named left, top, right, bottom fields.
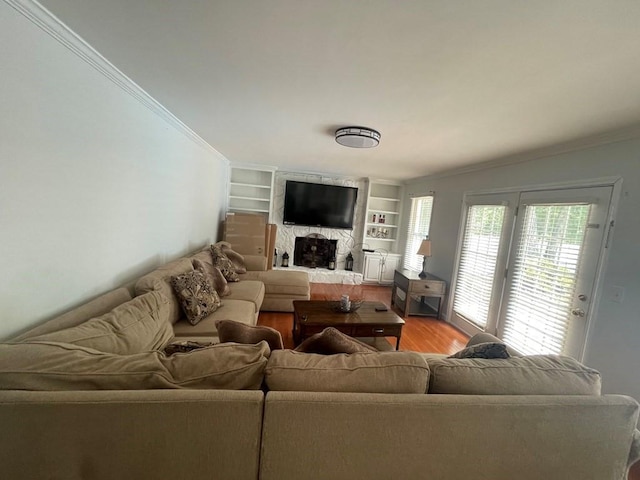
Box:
left=404, top=138, right=640, bottom=402
left=271, top=171, right=366, bottom=270
left=0, top=3, right=228, bottom=339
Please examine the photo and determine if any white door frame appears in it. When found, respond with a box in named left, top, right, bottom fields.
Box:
left=446, top=176, right=622, bottom=361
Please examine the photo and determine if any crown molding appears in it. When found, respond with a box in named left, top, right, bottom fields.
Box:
left=5, top=0, right=227, bottom=160
left=407, top=123, right=640, bottom=184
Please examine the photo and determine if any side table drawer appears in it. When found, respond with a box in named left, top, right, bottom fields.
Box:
left=409, top=280, right=445, bottom=295
left=352, top=325, right=402, bottom=337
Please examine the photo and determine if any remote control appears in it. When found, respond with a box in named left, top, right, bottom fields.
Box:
left=375, top=306, right=388, bottom=312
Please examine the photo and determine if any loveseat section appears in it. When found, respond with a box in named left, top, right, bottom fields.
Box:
left=0, top=389, right=264, bottom=480
left=260, top=391, right=639, bottom=480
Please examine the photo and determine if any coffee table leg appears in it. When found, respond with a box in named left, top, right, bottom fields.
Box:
left=396, top=333, right=401, bottom=350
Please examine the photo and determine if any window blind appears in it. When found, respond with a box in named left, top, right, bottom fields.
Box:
left=502, top=204, right=590, bottom=355
left=452, top=205, right=506, bottom=328
left=403, top=196, right=434, bottom=271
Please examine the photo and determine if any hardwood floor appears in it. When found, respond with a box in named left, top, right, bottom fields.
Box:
left=258, top=283, right=469, bottom=353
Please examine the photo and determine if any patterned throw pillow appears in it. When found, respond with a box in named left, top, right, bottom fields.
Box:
left=170, top=270, right=221, bottom=325
left=164, top=340, right=216, bottom=356
left=294, top=327, right=377, bottom=355
left=210, top=244, right=240, bottom=282
left=448, top=342, right=510, bottom=359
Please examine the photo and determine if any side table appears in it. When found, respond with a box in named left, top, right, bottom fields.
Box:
left=391, top=269, right=446, bottom=318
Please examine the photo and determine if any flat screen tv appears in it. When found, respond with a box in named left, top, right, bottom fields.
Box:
left=283, top=180, right=358, bottom=229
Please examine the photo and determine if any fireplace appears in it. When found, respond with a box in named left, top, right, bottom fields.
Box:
left=294, top=235, right=337, bottom=269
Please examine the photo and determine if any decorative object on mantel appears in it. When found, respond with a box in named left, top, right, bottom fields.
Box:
left=335, top=126, right=381, bottom=148
left=417, top=238, right=432, bottom=279
left=281, top=251, right=289, bottom=267
left=345, top=252, right=354, bottom=271
left=328, top=255, right=336, bottom=270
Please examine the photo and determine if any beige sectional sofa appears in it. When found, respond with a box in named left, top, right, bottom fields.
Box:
left=1, top=249, right=639, bottom=480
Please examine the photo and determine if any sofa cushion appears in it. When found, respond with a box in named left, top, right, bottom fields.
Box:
left=265, top=350, right=430, bottom=393
left=11, top=287, right=133, bottom=342
left=135, top=258, right=194, bottom=324
left=448, top=342, right=510, bottom=359
left=192, top=252, right=231, bottom=297
left=171, top=270, right=221, bottom=325
left=172, top=299, right=257, bottom=338
left=294, top=327, right=377, bottom=355
left=0, top=341, right=270, bottom=391
left=24, top=291, right=173, bottom=355
left=428, top=355, right=601, bottom=395
left=210, top=244, right=240, bottom=282
left=226, top=280, right=265, bottom=313
left=216, top=320, right=283, bottom=351
left=240, top=270, right=309, bottom=296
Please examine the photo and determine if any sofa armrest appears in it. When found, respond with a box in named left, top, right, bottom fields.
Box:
left=244, top=255, right=268, bottom=271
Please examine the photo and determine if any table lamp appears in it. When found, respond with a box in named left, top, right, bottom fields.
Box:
left=416, top=239, right=432, bottom=278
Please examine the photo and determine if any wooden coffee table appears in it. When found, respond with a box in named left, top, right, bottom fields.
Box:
left=293, top=300, right=405, bottom=350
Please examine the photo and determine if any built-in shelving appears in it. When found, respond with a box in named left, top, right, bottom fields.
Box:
left=363, top=180, right=404, bottom=251
left=361, top=180, right=405, bottom=284
left=228, top=166, right=275, bottom=219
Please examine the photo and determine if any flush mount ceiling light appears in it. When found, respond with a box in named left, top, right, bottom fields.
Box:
left=335, top=127, right=381, bottom=148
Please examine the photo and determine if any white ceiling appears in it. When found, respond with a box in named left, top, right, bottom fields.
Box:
left=39, top=0, right=640, bottom=180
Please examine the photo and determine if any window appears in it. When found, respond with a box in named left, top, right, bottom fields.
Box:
left=452, top=204, right=507, bottom=328
left=403, top=196, right=434, bottom=271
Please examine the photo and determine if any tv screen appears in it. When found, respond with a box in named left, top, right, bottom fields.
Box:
left=283, top=181, right=358, bottom=229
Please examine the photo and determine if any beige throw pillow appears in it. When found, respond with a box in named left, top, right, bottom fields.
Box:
left=24, top=291, right=173, bottom=355
left=218, top=241, right=247, bottom=274
left=171, top=270, right=221, bottom=325
left=0, top=341, right=270, bottom=391
left=193, top=258, right=230, bottom=296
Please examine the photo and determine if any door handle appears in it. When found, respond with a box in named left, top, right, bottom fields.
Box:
left=571, top=308, right=585, bottom=317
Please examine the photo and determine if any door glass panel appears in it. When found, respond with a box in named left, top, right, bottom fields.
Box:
left=453, top=205, right=507, bottom=328
left=502, top=204, right=590, bottom=355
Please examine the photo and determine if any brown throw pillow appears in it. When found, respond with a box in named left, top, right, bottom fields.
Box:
left=210, top=244, right=240, bottom=282
left=218, top=242, right=247, bottom=274
left=216, top=320, right=284, bottom=351
left=448, top=342, right=510, bottom=359
left=294, top=327, right=377, bottom=355
left=193, top=259, right=230, bottom=296
left=171, top=270, right=221, bottom=325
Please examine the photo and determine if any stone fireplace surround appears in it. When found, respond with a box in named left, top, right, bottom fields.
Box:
left=294, top=235, right=337, bottom=269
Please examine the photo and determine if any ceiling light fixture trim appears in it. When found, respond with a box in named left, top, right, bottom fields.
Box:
left=335, top=126, right=381, bottom=148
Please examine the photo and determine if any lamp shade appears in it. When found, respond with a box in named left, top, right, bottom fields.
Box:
left=417, top=240, right=432, bottom=256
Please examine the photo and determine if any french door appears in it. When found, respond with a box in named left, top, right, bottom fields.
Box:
left=450, top=185, right=613, bottom=359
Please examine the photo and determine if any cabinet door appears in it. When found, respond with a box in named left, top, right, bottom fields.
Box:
left=380, top=255, right=401, bottom=284
left=363, top=254, right=383, bottom=283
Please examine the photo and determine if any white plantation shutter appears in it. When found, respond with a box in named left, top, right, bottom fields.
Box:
left=502, top=204, right=590, bottom=355
left=453, top=205, right=506, bottom=328
left=403, top=196, right=434, bottom=271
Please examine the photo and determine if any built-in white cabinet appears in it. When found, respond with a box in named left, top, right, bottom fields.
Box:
left=228, top=165, right=275, bottom=220
left=363, top=180, right=404, bottom=254
left=363, top=252, right=401, bottom=285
